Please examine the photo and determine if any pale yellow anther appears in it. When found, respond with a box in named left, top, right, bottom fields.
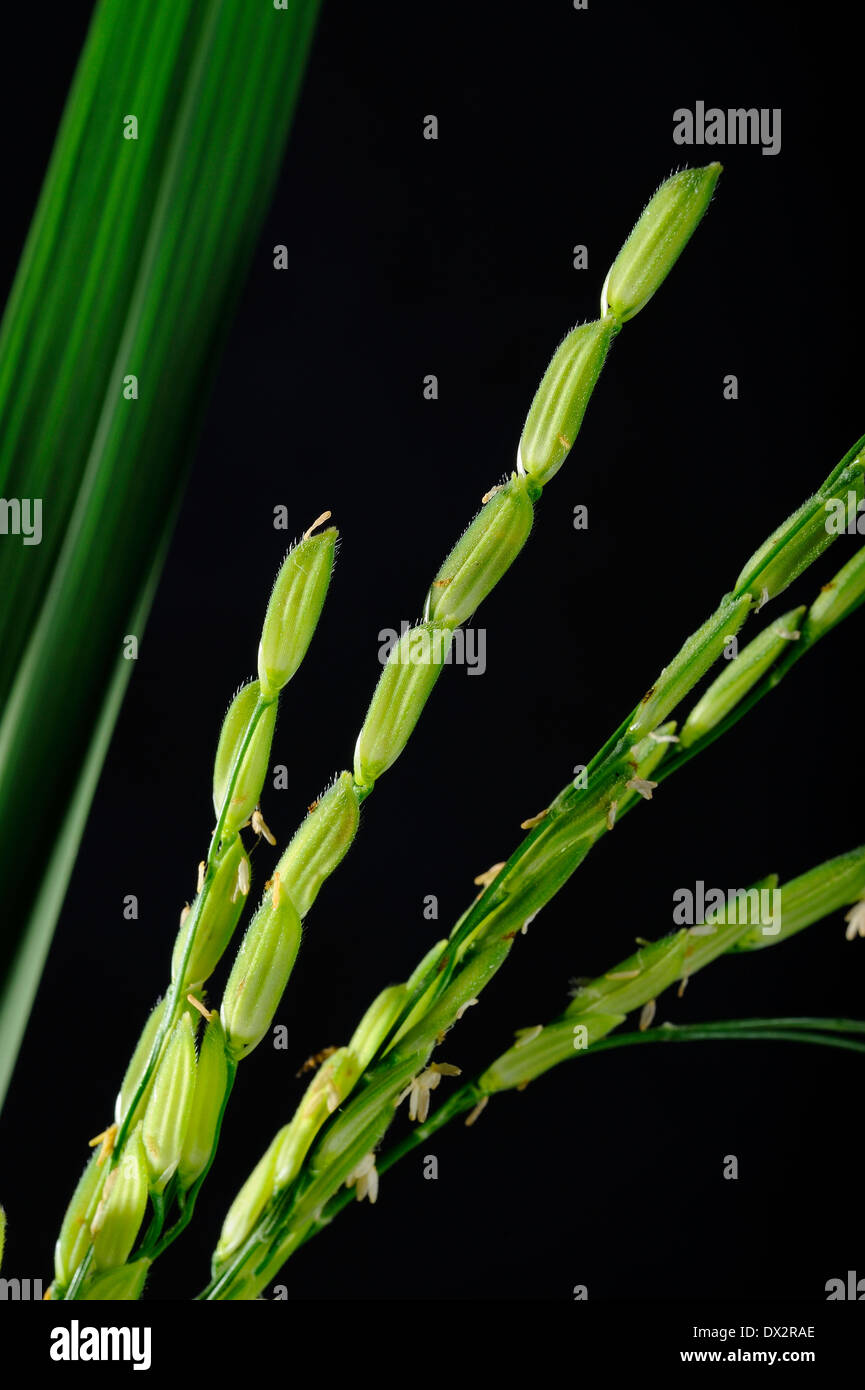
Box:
left=473, top=861, right=506, bottom=888
left=754, top=585, right=770, bottom=613
left=464, top=1095, right=489, bottom=1127
left=179, top=903, right=191, bottom=927
left=397, top=1063, right=461, bottom=1123
left=677, top=975, right=690, bottom=998
left=303, top=509, right=332, bottom=540
left=481, top=484, right=504, bottom=504
left=272, top=871, right=282, bottom=909
left=773, top=625, right=801, bottom=641
left=345, top=1151, right=378, bottom=1204
left=251, top=809, right=277, bottom=845
left=196, top=860, right=206, bottom=894
left=625, top=777, right=658, bottom=801
left=844, top=900, right=865, bottom=941
left=605, top=968, right=640, bottom=980
left=639, top=999, right=657, bottom=1031
left=520, top=808, right=549, bottom=830
left=606, top=800, right=618, bottom=830
left=88, top=1122, right=119, bottom=1167
left=236, top=856, right=251, bottom=898
left=514, top=1024, right=543, bottom=1048
left=187, top=992, right=215, bottom=1022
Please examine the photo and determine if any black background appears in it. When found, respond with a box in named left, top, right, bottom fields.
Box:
left=1, top=0, right=862, bottom=1303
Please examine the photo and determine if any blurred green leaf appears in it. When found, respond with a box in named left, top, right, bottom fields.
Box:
left=0, top=0, right=321, bottom=1110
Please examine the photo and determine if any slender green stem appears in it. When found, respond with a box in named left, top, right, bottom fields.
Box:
left=210, top=838, right=864, bottom=1297
left=647, top=1016, right=865, bottom=1035
left=586, top=1020, right=865, bottom=1053
left=235, top=1019, right=865, bottom=1283
left=379, top=1019, right=865, bottom=1165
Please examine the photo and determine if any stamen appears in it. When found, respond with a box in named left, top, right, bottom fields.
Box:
left=639, top=999, right=656, bottom=1031
left=232, top=856, right=251, bottom=902
left=474, top=861, right=506, bottom=888
left=187, top=993, right=215, bottom=1022
left=625, top=777, right=658, bottom=801
left=303, top=510, right=332, bottom=540
left=844, top=900, right=865, bottom=940
left=465, top=1095, right=489, bottom=1127
left=251, top=809, right=277, bottom=845
left=88, top=1123, right=119, bottom=1167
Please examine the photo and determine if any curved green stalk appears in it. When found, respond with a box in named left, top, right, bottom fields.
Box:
left=587, top=1019, right=865, bottom=1050
left=205, top=824, right=864, bottom=1298
left=301, top=1019, right=865, bottom=1243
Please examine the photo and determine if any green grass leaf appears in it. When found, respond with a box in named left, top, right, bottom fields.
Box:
left=0, top=0, right=321, bottom=1111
